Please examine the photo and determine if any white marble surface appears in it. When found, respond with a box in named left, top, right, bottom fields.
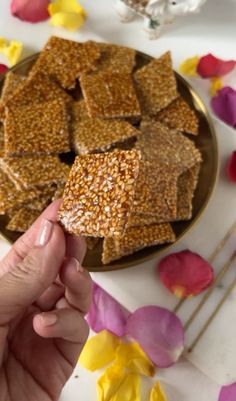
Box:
left=1, top=0, right=236, bottom=399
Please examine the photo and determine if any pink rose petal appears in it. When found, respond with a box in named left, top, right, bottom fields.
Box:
left=126, top=306, right=184, bottom=368
left=0, top=64, right=8, bottom=74
left=197, top=54, right=236, bottom=78
left=227, top=151, right=236, bottom=182
left=11, top=0, right=50, bottom=23
left=218, top=382, right=236, bottom=401
left=211, top=86, right=236, bottom=128
left=158, top=250, right=214, bottom=298
left=86, top=282, right=129, bottom=337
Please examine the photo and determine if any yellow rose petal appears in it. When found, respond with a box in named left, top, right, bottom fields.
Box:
left=48, top=0, right=86, bottom=31
left=79, top=330, right=120, bottom=371
left=97, top=365, right=140, bottom=401
left=115, top=342, right=155, bottom=377
left=3, top=40, right=23, bottom=66
left=0, top=37, right=8, bottom=50
left=150, top=381, right=167, bottom=401
left=210, top=77, right=223, bottom=96
left=179, top=56, right=199, bottom=77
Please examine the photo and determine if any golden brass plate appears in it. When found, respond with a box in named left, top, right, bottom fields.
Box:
left=0, top=50, right=219, bottom=272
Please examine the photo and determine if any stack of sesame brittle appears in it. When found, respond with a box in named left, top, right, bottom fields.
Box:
left=0, top=37, right=201, bottom=264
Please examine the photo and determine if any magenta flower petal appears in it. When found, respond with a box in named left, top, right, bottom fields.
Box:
left=211, top=86, right=236, bottom=128
left=11, top=0, right=50, bottom=23
left=0, top=64, right=8, bottom=74
left=227, top=151, right=236, bottom=182
left=126, top=306, right=184, bottom=368
left=86, top=282, right=129, bottom=337
left=158, top=250, right=214, bottom=298
left=218, top=382, right=236, bottom=401
left=197, top=54, right=236, bottom=78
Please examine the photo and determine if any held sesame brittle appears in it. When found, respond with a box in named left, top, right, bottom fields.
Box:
left=58, top=150, right=141, bottom=237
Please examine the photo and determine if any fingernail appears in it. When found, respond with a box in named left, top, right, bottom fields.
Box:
left=40, top=313, right=57, bottom=326
left=71, top=257, right=84, bottom=273
left=36, top=219, right=54, bottom=247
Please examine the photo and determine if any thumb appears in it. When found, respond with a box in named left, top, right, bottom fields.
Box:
left=0, top=219, right=66, bottom=325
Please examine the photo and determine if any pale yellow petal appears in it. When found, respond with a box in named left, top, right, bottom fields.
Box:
left=2, top=40, right=23, bottom=66
left=150, top=381, right=167, bottom=401
left=97, top=365, right=140, bottom=401
left=210, top=77, right=223, bottom=96
left=0, top=37, right=8, bottom=50
left=179, top=56, right=199, bottom=77
left=115, top=342, right=155, bottom=377
left=79, top=330, right=120, bottom=371
left=48, top=0, right=86, bottom=15
left=49, top=11, right=85, bottom=31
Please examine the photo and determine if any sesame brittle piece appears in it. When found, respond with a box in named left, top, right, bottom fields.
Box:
left=6, top=208, right=40, bottom=232
left=136, top=120, right=201, bottom=173
left=102, top=223, right=176, bottom=264
left=176, top=163, right=200, bottom=221
left=80, top=71, right=141, bottom=119
left=30, top=37, right=101, bottom=89
left=5, top=99, right=70, bottom=156
left=1, top=72, right=26, bottom=103
left=95, top=43, right=136, bottom=73
left=134, top=52, right=178, bottom=114
left=58, top=150, right=141, bottom=237
left=0, top=155, right=70, bottom=190
left=155, top=96, right=199, bottom=135
left=70, top=100, right=140, bottom=154
left=127, top=212, right=161, bottom=228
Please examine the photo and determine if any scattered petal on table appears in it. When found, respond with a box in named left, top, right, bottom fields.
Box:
left=0, top=39, right=23, bottom=66
left=0, top=64, right=8, bottom=74
left=211, top=86, right=236, bottom=128
left=79, top=330, right=120, bottom=371
left=226, top=151, right=236, bottom=182
left=158, top=250, right=214, bottom=298
left=218, top=382, right=236, bottom=401
left=10, top=0, right=50, bottom=23
left=179, top=56, right=199, bottom=77
left=126, top=306, right=184, bottom=368
left=150, top=381, right=167, bottom=401
left=115, top=341, right=155, bottom=377
left=86, top=282, right=129, bottom=337
left=48, top=0, right=86, bottom=31
left=197, top=53, right=236, bottom=78
left=210, top=77, right=223, bottom=97
left=97, top=364, right=140, bottom=401
left=0, top=38, right=8, bottom=49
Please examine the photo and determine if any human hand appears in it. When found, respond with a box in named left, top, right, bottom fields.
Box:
left=0, top=200, right=92, bottom=401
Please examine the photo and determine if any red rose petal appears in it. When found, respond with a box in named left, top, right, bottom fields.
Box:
left=227, top=151, right=236, bottom=182
left=0, top=64, right=8, bottom=74
left=218, top=382, right=236, bottom=401
left=11, top=0, right=50, bottom=23
left=158, top=250, right=214, bottom=298
left=197, top=54, right=236, bottom=78
left=211, top=86, right=236, bottom=128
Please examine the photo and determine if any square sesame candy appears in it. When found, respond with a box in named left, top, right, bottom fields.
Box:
left=6, top=208, right=40, bottom=232
left=134, top=52, right=178, bottom=114
left=1, top=72, right=26, bottom=103
left=95, top=43, right=136, bottom=73
left=30, top=37, right=101, bottom=89
left=132, top=160, right=178, bottom=219
left=70, top=100, right=140, bottom=154
left=127, top=212, right=161, bottom=228
left=0, top=155, right=70, bottom=190
left=5, top=99, right=70, bottom=156
left=80, top=71, right=141, bottom=119
left=155, top=96, right=199, bottom=135
left=136, top=120, right=201, bottom=173
left=102, top=223, right=175, bottom=264
left=58, top=150, right=141, bottom=237
left=176, top=163, right=200, bottom=220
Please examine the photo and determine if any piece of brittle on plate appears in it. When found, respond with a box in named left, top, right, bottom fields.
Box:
left=70, top=100, right=140, bottom=154
left=155, top=96, right=199, bottom=135
left=1, top=71, right=26, bottom=103
left=5, top=99, right=70, bottom=156
left=176, top=163, right=200, bottom=221
left=95, top=43, right=136, bottom=73
left=6, top=208, right=40, bottom=232
left=30, top=37, right=101, bottom=89
left=58, top=150, right=141, bottom=237
left=134, top=52, right=178, bottom=114
left=0, top=155, right=70, bottom=190
left=80, top=71, right=141, bottom=119
left=127, top=212, right=162, bottom=228
left=102, top=223, right=175, bottom=264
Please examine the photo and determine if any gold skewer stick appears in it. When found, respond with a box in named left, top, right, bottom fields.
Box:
left=188, top=273, right=236, bottom=352
left=184, top=249, right=236, bottom=330
left=173, top=221, right=236, bottom=314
